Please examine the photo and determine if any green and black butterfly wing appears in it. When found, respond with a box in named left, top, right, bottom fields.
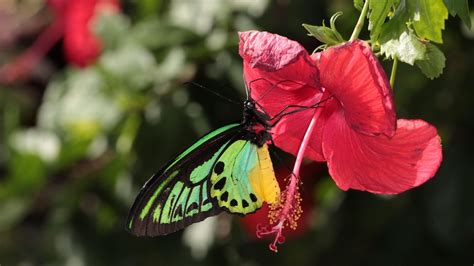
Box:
left=127, top=124, right=240, bottom=236
left=127, top=122, right=280, bottom=236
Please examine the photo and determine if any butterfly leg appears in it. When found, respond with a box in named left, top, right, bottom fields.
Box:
left=266, top=96, right=334, bottom=127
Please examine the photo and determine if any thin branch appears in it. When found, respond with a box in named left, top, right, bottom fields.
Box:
left=349, top=0, right=370, bottom=41
left=390, top=57, right=398, bottom=89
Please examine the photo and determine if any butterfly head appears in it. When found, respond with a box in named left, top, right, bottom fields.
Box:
left=242, top=99, right=272, bottom=146
left=243, top=99, right=256, bottom=111
left=242, top=99, right=268, bottom=125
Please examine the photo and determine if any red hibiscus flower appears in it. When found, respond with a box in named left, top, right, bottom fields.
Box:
left=240, top=30, right=442, bottom=195
left=239, top=31, right=442, bottom=250
left=0, top=0, right=119, bottom=83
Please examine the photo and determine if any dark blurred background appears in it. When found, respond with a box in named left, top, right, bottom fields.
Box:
left=0, top=0, right=473, bottom=265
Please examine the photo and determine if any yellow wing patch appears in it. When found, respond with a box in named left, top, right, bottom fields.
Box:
left=249, top=144, right=280, bottom=204
left=209, top=141, right=280, bottom=215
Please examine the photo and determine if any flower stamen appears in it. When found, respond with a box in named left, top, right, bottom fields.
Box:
left=257, top=108, right=322, bottom=252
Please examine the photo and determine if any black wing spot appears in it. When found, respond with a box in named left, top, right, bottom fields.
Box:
left=214, top=161, right=225, bottom=175
left=213, top=177, right=226, bottom=191
left=220, top=191, right=229, bottom=202
left=203, top=198, right=211, bottom=206
left=230, top=199, right=238, bottom=207
left=174, top=205, right=183, bottom=218
left=249, top=193, right=258, bottom=202
left=242, top=199, right=249, bottom=208
left=186, top=202, right=199, bottom=214
left=169, top=197, right=176, bottom=210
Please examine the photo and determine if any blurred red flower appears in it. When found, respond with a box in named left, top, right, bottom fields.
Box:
left=57, top=0, right=119, bottom=67
left=239, top=30, right=442, bottom=195
left=0, top=0, right=119, bottom=83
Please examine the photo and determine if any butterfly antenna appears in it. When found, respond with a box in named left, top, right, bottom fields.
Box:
left=256, top=79, right=298, bottom=103
left=184, top=82, right=240, bottom=105
left=247, top=78, right=319, bottom=103
left=245, top=77, right=276, bottom=102
left=243, top=74, right=250, bottom=101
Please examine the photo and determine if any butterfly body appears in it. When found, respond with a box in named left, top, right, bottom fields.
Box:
left=127, top=100, right=280, bottom=236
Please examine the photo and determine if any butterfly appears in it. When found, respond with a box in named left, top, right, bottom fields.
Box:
left=127, top=95, right=284, bottom=236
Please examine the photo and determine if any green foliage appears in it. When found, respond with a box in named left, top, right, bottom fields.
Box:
left=94, top=13, right=132, bottom=50
left=354, top=0, right=365, bottom=11
left=303, top=23, right=345, bottom=46
left=372, top=0, right=451, bottom=78
left=444, top=0, right=472, bottom=27
left=379, top=0, right=411, bottom=42
left=306, top=0, right=464, bottom=79
left=368, top=0, right=396, bottom=42
left=415, top=43, right=446, bottom=79
left=136, top=0, right=163, bottom=18
left=380, top=30, right=426, bottom=65
left=303, top=12, right=345, bottom=47
left=407, top=0, right=449, bottom=43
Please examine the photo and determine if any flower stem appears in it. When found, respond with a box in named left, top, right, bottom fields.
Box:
left=282, top=108, right=319, bottom=215
left=390, top=56, right=398, bottom=89
left=0, top=19, right=64, bottom=83
left=349, top=0, right=370, bottom=41
left=256, top=107, right=322, bottom=252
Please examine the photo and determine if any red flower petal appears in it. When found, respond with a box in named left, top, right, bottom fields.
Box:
left=272, top=98, right=337, bottom=162
left=272, top=109, right=324, bottom=161
left=318, top=40, right=396, bottom=137
left=323, top=110, right=442, bottom=194
left=239, top=31, right=322, bottom=117
left=239, top=32, right=442, bottom=195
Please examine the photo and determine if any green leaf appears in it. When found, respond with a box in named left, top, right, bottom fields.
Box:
left=368, top=0, right=397, bottom=42
left=303, top=12, right=345, bottom=46
left=407, top=0, right=449, bottom=43
left=444, top=0, right=471, bottom=27
left=354, top=0, right=364, bottom=11
left=379, top=0, right=410, bottom=41
left=303, top=24, right=344, bottom=45
left=380, top=30, right=426, bottom=65
left=415, top=43, right=446, bottom=79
